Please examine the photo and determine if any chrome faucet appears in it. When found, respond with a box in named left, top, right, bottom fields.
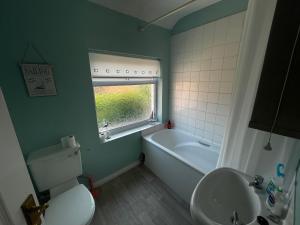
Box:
left=249, top=175, right=264, bottom=190
left=231, top=211, right=243, bottom=225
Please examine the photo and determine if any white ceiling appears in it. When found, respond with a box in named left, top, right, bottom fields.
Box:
left=89, top=0, right=221, bottom=29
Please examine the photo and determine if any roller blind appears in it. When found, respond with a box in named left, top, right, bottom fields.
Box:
left=89, top=53, right=161, bottom=78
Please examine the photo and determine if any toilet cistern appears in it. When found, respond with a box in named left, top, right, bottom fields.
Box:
left=27, top=142, right=95, bottom=225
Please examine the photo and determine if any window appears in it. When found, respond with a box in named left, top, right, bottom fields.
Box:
left=89, top=53, right=160, bottom=134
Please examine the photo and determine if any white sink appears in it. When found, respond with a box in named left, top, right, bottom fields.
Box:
left=190, top=168, right=261, bottom=225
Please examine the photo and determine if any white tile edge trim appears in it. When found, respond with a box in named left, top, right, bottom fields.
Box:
left=93, top=161, right=140, bottom=187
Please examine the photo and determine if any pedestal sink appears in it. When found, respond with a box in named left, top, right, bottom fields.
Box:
left=190, top=168, right=261, bottom=225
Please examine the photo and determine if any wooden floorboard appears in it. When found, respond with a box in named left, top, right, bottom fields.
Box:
left=90, top=165, right=193, bottom=225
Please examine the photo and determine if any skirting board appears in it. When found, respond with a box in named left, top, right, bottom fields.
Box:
left=94, top=161, right=140, bottom=187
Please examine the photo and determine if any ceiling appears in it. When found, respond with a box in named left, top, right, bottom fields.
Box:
left=89, top=0, right=221, bottom=29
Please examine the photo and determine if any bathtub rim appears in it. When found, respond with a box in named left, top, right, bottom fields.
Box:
left=143, top=129, right=220, bottom=175
left=145, top=129, right=221, bottom=149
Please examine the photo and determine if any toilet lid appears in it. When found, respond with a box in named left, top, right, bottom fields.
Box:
left=45, top=184, right=95, bottom=225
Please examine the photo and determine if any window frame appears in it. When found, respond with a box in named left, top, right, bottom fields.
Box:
left=89, top=51, right=161, bottom=136
left=92, top=77, right=159, bottom=136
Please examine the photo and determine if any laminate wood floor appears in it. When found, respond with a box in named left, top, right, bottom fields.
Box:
left=90, top=165, right=194, bottom=225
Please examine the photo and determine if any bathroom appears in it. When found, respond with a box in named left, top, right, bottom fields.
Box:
left=0, top=0, right=299, bottom=225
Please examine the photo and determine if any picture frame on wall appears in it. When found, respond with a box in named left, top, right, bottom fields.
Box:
left=20, top=63, right=57, bottom=97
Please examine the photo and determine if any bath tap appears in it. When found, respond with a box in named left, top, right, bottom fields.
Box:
left=249, top=175, right=264, bottom=190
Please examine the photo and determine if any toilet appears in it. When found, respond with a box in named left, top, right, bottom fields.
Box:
left=27, top=143, right=95, bottom=225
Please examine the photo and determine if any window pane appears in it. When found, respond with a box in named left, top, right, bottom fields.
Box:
left=94, top=84, right=155, bottom=130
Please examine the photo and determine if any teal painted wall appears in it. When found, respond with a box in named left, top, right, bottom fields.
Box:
left=87, top=2, right=170, bottom=122
left=0, top=0, right=170, bottom=182
left=85, top=2, right=170, bottom=180
left=172, top=0, right=249, bottom=35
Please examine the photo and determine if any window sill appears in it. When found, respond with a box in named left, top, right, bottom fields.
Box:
left=100, top=122, right=163, bottom=143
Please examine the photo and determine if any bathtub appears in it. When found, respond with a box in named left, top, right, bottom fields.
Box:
left=142, top=129, right=219, bottom=203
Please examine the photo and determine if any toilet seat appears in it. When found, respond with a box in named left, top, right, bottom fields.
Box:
left=45, top=184, right=95, bottom=225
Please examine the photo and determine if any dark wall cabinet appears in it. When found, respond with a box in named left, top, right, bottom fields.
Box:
left=249, top=0, right=300, bottom=139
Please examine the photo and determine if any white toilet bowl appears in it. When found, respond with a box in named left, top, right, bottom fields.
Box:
left=45, top=184, right=95, bottom=225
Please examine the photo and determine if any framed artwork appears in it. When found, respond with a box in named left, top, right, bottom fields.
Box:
left=20, top=64, right=57, bottom=97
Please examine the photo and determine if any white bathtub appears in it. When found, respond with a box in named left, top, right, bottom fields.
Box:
left=142, top=129, right=219, bottom=203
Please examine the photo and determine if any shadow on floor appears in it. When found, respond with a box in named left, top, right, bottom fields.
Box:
left=90, top=165, right=193, bottom=225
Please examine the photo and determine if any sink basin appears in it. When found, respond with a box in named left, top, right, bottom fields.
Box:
left=190, top=168, right=261, bottom=225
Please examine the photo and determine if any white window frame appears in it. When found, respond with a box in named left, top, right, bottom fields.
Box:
left=92, top=79, right=158, bottom=135
left=89, top=52, right=160, bottom=136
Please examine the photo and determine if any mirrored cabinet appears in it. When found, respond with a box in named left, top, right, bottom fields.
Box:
left=249, top=0, right=300, bottom=139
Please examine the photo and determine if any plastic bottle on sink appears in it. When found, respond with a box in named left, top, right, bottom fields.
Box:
left=266, top=163, right=285, bottom=196
left=265, top=163, right=285, bottom=215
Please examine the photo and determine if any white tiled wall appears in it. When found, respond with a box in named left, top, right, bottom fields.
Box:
left=170, top=12, right=245, bottom=147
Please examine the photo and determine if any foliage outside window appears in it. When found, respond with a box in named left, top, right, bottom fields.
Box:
left=94, top=84, right=155, bottom=131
